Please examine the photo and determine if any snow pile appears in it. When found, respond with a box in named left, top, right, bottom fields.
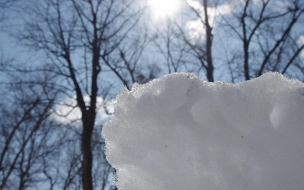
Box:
left=103, top=72, right=304, bottom=190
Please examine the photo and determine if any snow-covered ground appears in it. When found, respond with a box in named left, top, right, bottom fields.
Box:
left=103, top=72, right=304, bottom=190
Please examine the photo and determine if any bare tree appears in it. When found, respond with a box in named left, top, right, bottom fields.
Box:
left=222, top=0, right=304, bottom=80
left=152, top=0, right=304, bottom=82
left=152, top=20, right=189, bottom=74
left=18, top=0, right=145, bottom=189
left=0, top=67, right=63, bottom=190
left=102, top=24, right=159, bottom=90
left=172, top=0, right=217, bottom=81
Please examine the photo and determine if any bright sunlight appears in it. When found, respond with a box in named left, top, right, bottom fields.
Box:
left=148, top=0, right=181, bottom=18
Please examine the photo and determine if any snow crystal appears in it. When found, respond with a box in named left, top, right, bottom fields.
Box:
left=102, top=72, right=304, bottom=190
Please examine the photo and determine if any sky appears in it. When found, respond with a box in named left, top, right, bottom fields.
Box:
left=1, top=0, right=304, bottom=133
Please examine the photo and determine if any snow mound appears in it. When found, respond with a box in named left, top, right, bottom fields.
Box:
left=102, top=72, right=304, bottom=190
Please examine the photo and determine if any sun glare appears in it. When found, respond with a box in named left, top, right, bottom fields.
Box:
left=149, top=0, right=180, bottom=18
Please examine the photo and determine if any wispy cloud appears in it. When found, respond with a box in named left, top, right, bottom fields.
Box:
left=186, top=0, right=232, bottom=39
left=50, top=95, right=116, bottom=126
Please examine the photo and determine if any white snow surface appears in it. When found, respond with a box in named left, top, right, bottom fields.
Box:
left=103, top=72, right=304, bottom=190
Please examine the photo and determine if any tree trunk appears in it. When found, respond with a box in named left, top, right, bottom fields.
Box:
left=204, top=0, right=214, bottom=82
left=244, top=43, right=250, bottom=80
left=82, top=112, right=95, bottom=190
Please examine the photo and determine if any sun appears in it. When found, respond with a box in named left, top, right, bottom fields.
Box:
left=148, top=0, right=181, bottom=18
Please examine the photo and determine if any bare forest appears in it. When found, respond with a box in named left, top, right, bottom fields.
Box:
left=0, top=0, right=303, bottom=189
